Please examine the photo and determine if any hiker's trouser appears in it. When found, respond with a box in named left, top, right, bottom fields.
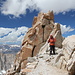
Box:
left=50, top=45, right=55, bottom=54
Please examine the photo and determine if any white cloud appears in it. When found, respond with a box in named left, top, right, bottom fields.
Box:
left=0, top=27, right=15, bottom=36
left=0, top=24, right=74, bottom=44
left=0, top=26, right=28, bottom=45
left=0, top=0, right=75, bottom=17
left=71, top=14, right=75, bottom=17
left=60, top=24, right=75, bottom=34
left=0, top=0, right=35, bottom=17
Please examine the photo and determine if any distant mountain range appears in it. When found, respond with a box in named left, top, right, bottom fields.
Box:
left=0, top=44, right=21, bottom=54
left=0, top=44, right=21, bottom=74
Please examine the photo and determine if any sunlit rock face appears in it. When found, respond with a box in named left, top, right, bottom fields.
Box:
left=51, top=35, right=75, bottom=75
left=24, top=35, right=75, bottom=75
left=6, top=11, right=64, bottom=75
left=62, top=35, right=75, bottom=75
left=14, top=11, right=55, bottom=71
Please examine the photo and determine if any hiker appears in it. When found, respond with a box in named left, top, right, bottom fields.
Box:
left=48, top=35, right=56, bottom=55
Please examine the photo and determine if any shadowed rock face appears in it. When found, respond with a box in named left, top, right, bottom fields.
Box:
left=6, top=11, right=63, bottom=75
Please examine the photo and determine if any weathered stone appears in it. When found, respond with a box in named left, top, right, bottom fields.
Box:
left=32, top=17, right=37, bottom=26
left=54, top=30, right=63, bottom=48
left=27, top=57, right=37, bottom=63
left=50, top=23, right=63, bottom=48
left=6, top=11, right=64, bottom=75
left=21, top=60, right=27, bottom=69
left=26, top=62, right=38, bottom=69
left=21, top=68, right=31, bottom=73
left=42, top=18, right=50, bottom=25
left=62, top=35, right=75, bottom=60
left=43, top=11, right=54, bottom=20
left=61, top=35, right=75, bottom=75
left=55, top=53, right=64, bottom=63
left=67, top=51, right=75, bottom=75
left=25, top=35, right=75, bottom=75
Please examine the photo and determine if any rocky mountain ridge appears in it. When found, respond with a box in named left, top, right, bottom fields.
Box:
left=0, top=44, right=21, bottom=54
left=6, top=11, right=75, bottom=75
left=26, top=35, right=75, bottom=75
left=0, top=45, right=21, bottom=75
left=11, top=35, right=75, bottom=75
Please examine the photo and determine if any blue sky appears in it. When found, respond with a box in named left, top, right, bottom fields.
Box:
left=0, top=0, right=75, bottom=45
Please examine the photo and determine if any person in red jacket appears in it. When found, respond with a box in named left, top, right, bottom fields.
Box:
left=48, top=35, right=56, bottom=55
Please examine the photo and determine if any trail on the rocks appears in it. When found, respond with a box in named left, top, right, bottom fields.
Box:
left=27, top=58, right=68, bottom=75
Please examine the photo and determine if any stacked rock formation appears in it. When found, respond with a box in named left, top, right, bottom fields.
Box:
left=6, top=11, right=63, bottom=75
left=22, top=35, right=75, bottom=75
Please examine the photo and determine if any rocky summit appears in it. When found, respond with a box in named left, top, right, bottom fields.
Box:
left=6, top=11, right=75, bottom=75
